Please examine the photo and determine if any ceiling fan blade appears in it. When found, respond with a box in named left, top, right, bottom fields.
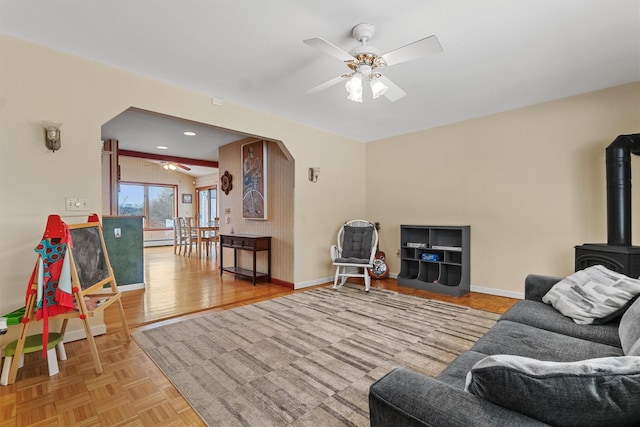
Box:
left=303, top=37, right=355, bottom=62
left=176, top=163, right=191, bottom=171
left=380, top=35, right=443, bottom=67
left=378, top=75, right=407, bottom=102
left=306, top=75, right=346, bottom=94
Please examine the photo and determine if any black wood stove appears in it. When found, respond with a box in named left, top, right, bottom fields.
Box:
left=576, top=134, right=640, bottom=277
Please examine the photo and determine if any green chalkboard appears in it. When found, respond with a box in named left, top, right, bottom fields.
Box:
left=102, top=216, right=144, bottom=287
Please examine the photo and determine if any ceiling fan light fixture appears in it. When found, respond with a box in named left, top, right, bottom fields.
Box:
left=304, top=22, right=443, bottom=104
left=370, top=77, right=388, bottom=99
left=345, top=73, right=363, bottom=103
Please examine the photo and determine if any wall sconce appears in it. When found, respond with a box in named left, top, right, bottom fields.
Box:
left=43, top=120, right=62, bottom=152
left=308, top=167, right=320, bottom=183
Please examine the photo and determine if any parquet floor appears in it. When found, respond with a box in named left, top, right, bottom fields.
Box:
left=1, top=246, right=518, bottom=426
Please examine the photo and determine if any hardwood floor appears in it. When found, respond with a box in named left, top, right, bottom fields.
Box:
left=1, top=246, right=518, bottom=426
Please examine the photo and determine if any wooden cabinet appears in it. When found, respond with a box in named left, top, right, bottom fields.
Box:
left=219, top=234, right=271, bottom=285
left=398, top=225, right=470, bottom=296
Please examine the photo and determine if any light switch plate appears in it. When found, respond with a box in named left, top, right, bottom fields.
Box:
left=65, top=197, right=89, bottom=211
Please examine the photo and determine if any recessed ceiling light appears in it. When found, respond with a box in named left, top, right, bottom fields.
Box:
left=183, top=131, right=196, bottom=136
left=157, top=145, right=168, bottom=150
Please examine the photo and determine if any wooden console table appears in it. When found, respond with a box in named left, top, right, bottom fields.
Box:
left=219, top=234, right=271, bottom=285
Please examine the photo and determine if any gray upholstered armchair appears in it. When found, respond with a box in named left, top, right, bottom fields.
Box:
left=330, top=219, right=378, bottom=292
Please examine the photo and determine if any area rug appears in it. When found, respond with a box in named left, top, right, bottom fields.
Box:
left=132, top=285, right=500, bottom=426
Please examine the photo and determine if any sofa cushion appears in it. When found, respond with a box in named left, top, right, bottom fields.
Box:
left=470, top=320, right=624, bottom=361
left=500, top=300, right=621, bottom=347
left=542, top=265, right=640, bottom=325
left=369, top=367, right=549, bottom=427
left=464, top=354, right=640, bottom=427
left=436, top=350, right=488, bottom=389
left=619, top=296, right=640, bottom=355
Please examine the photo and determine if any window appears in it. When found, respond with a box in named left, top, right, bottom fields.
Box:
left=118, top=183, right=176, bottom=230
left=197, top=186, right=217, bottom=226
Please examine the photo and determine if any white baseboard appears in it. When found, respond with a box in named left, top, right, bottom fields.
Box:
left=390, top=271, right=523, bottom=299
left=297, top=274, right=523, bottom=299
left=470, top=285, right=524, bottom=300
left=63, top=323, right=107, bottom=343
left=294, top=277, right=334, bottom=289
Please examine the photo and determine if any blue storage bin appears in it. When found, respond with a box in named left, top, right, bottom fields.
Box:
left=421, top=253, right=440, bottom=262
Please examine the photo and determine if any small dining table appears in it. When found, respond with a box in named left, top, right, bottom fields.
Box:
left=195, top=225, right=219, bottom=257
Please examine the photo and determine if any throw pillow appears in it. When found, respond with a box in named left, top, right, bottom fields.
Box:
left=542, top=265, right=640, bottom=324
left=619, top=295, right=640, bottom=355
left=465, top=354, right=640, bottom=427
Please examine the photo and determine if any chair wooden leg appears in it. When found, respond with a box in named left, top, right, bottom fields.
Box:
left=212, top=241, right=218, bottom=258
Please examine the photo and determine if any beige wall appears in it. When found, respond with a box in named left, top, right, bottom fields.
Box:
left=218, top=139, right=294, bottom=283
left=195, top=172, right=219, bottom=189
left=0, top=34, right=365, bottom=344
left=1, top=32, right=638, bottom=345
left=367, top=82, right=640, bottom=297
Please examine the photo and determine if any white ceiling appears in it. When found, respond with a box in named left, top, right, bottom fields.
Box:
left=2, top=1, right=639, bottom=152
left=101, top=108, right=243, bottom=176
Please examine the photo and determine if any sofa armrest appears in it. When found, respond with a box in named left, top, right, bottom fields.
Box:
left=524, top=274, right=563, bottom=302
left=369, top=368, right=548, bottom=427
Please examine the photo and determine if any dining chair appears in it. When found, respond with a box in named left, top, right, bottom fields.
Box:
left=199, top=217, right=220, bottom=258
left=178, top=217, right=193, bottom=256
left=172, top=217, right=181, bottom=255
left=184, top=217, right=199, bottom=256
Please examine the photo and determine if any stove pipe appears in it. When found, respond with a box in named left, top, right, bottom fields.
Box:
left=606, top=134, right=640, bottom=246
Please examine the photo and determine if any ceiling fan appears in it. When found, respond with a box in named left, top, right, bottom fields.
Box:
left=145, top=161, right=192, bottom=171
left=161, top=162, right=191, bottom=171
left=304, top=23, right=443, bottom=102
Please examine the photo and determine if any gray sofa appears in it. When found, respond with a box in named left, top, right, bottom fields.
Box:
left=369, top=274, right=640, bottom=427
